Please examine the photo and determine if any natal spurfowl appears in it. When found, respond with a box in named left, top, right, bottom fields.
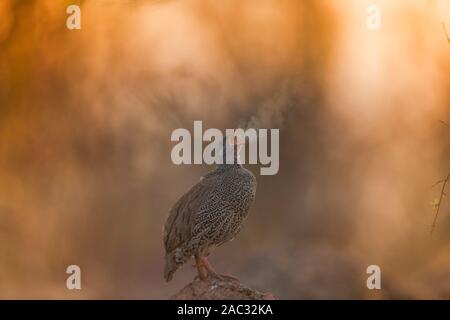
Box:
left=163, top=133, right=256, bottom=281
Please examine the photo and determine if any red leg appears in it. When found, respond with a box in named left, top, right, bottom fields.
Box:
left=200, top=256, right=218, bottom=276
left=195, top=254, right=208, bottom=280
left=199, top=257, right=239, bottom=281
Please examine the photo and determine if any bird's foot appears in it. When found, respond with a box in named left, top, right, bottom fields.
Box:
left=194, top=255, right=238, bottom=282
left=194, top=274, right=207, bottom=281
left=194, top=271, right=209, bottom=281
left=205, top=272, right=239, bottom=282
left=194, top=255, right=208, bottom=281
left=194, top=272, right=238, bottom=282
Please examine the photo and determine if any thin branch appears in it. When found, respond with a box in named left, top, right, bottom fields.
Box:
left=440, top=120, right=450, bottom=128
left=431, top=179, right=445, bottom=188
left=431, top=173, right=450, bottom=236
left=443, top=22, right=450, bottom=43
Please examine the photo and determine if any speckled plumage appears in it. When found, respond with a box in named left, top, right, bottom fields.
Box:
left=163, top=138, right=256, bottom=282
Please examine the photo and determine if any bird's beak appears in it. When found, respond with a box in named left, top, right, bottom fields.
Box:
left=230, top=131, right=248, bottom=146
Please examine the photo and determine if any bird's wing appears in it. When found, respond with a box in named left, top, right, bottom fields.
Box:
left=163, top=175, right=218, bottom=254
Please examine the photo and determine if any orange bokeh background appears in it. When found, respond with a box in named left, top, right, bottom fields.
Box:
left=0, top=0, right=449, bottom=298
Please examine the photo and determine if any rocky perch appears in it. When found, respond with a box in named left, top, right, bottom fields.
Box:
left=171, top=276, right=276, bottom=300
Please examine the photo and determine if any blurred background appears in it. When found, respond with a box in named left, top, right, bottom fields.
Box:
left=0, top=0, right=449, bottom=299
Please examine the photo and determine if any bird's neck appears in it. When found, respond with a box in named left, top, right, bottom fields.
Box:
left=217, top=163, right=242, bottom=171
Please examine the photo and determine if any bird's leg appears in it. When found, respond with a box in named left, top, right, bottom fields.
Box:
left=199, top=257, right=239, bottom=281
left=200, top=256, right=218, bottom=276
left=194, top=254, right=208, bottom=281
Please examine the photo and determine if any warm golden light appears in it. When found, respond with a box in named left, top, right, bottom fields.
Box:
left=0, top=0, right=449, bottom=299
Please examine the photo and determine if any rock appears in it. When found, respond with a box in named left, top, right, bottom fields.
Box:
left=171, top=276, right=276, bottom=300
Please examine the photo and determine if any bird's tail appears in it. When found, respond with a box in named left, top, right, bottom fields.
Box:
left=164, top=251, right=182, bottom=282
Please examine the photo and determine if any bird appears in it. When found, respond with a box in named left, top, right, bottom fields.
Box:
left=163, top=132, right=257, bottom=282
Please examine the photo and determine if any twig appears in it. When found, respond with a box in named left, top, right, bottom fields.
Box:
left=431, top=173, right=450, bottom=236
left=431, top=179, right=445, bottom=188
left=440, top=120, right=450, bottom=128
left=443, top=22, right=450, bottom=43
